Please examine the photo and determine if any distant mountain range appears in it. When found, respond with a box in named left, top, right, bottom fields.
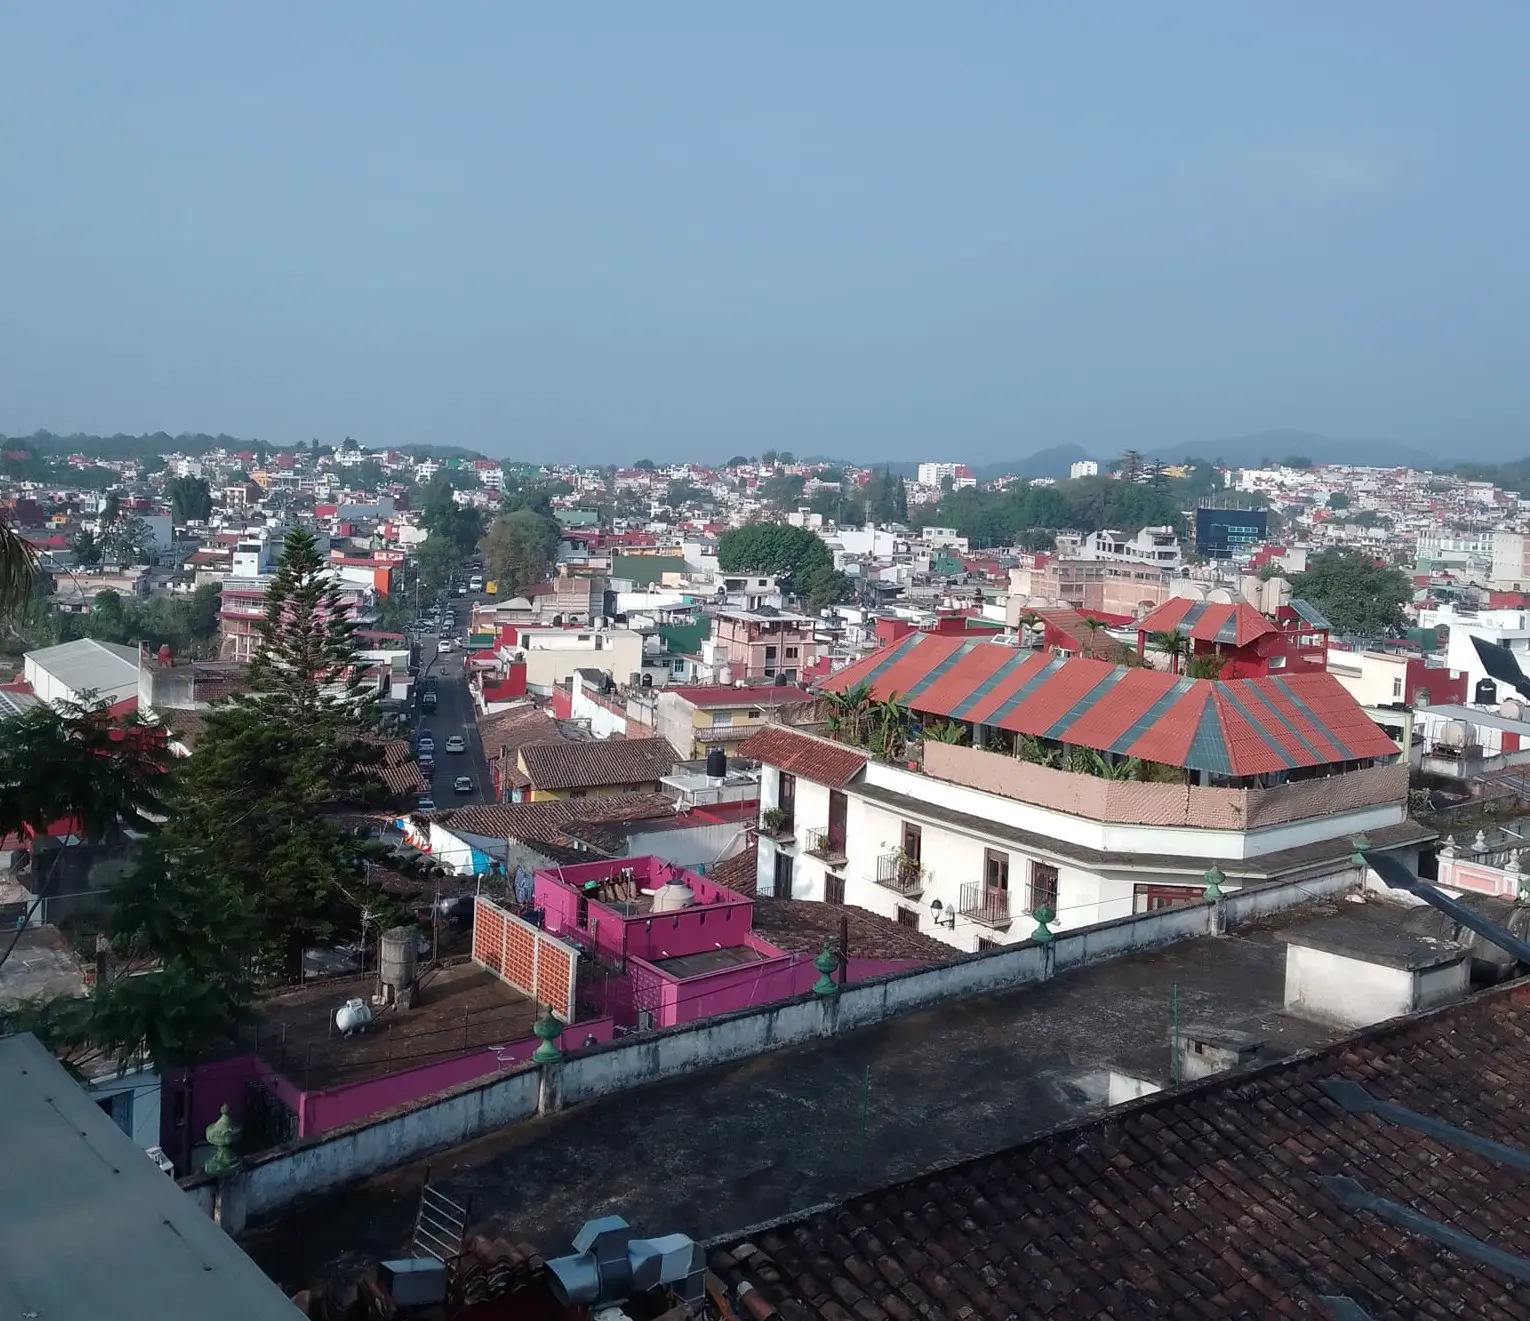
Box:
left=1144, top=429, right=1441, bottom=471
left=955, top=428, right=1448, bottom=479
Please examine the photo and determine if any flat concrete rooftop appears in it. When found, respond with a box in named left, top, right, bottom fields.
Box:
left=239, top=897, right=1413, bottom=1294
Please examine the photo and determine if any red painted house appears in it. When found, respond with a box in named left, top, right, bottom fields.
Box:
left=1135, top=598, right=1329, bottom=679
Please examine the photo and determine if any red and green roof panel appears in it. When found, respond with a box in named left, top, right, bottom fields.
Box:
left=821, top=635, right=1397, bottom=778
left=1135, top=598, right=1278, bottom=647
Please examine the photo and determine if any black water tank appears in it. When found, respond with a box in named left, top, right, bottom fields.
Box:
left=1476, top=677, right=1499, bottom=705
left=706, top=747, right=727, bottom=779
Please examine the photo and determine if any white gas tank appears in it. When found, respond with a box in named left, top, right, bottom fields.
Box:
left=335, top=997, right=374, bottom=1036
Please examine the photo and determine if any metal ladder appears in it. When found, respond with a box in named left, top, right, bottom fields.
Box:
left=412, top=1166, right=472, bottom=1265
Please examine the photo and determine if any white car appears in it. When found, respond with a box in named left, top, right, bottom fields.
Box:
left=445, top=735, right=466, bottom=754
left=416, top=796, right=436, bottom=812
left=437, top=638, right=455, bottom=653
left=453, top=776, right=473, bottom=794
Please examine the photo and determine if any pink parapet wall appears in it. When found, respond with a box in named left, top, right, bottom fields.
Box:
left=175, top=1018, right=615, bottom=1149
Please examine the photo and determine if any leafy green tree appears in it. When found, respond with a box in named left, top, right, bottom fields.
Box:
left=166, top=475, right=213, bottom=522
left=725, top=455, right=750, bottom=467
left=1288, top=547, right=1411, bottom=637
left=665, top=480, right=707, bottom=508
left=71, top=527, right=102, bottom=567
left=717, top=522, right=832, bottom=594
left=805, top=565, right=853, bottom=611
left=481, top=509, right=560, bottom=596
left=632, top=458, right=658, bottom=470
left=101, top=514, right=153, bottom=566
left=778, top=451, right=795, bottom=464
left=761, top=449, right=779, bottom=467
left=1118, top=449, right=1145, bottom=482
left=1327, top=492, right=1351, bottom=511
left=1282, top=455, right=1313, bottom=469
left=760, top=473, right=806, bottom=508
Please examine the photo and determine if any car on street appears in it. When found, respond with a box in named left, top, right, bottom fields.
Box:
left=416, top=796, right=436, bottom=812
left=453, top=775, right=473, bottom=794
left=437, top=638, right=455, bottom=653
left=418, top=755, right=434, bottom=775
left=418, top=733, right=434, bottom=754
left=445, top=735, right=465, bottom=753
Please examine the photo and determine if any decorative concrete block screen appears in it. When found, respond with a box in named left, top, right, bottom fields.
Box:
left=473, top=896, right=579, bottom=1021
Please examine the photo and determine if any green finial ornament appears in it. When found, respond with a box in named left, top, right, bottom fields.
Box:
left=1030, top=905, right=1055, bottom=943
left=812, top=943, right=840, bottom=995
left=1350, top=833, right=1372, bottom=867
left=531, top=1008, right=563, bottom=1063
left=203, top=1104, right=242, bottom=1177
left=1203, top=863, right=1225, bottom=901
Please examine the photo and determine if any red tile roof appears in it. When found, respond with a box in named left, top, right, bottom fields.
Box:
left=738, top=726, right=868, bottom=787
left=516, top=737, right=673, bottom=791
left=716, top=982, right=1530, bottom=1319
left=821, top=635, right=1398, bottom=777
left=1136, top=596, right=1279, bottom=647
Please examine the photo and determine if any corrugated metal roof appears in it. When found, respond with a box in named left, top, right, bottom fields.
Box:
left=822, top=636, right=1398, bottom=776
left=1136, top=598, right=1278, bottom=648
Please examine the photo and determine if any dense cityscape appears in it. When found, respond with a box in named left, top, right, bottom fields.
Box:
left=6, top=427, right=1530, bottom=1314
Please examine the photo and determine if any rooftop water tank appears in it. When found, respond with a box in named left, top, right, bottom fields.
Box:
left=706, top=747, right=727, bottom=781
left=649, top=877, right=697, bottom=914
left=379, top=926, right=418, bottom=1009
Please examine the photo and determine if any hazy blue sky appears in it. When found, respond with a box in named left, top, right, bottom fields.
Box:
left=3, top=4, right=1529, bottom=463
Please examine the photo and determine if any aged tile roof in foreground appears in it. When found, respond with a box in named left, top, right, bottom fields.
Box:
left=739, top=726, right=869, bottom=787
left=822, top=634, right=1398, bottom=778
left=716, top=982, right=1530, bottom=1321
left=516, top=737, right=674, bottom=790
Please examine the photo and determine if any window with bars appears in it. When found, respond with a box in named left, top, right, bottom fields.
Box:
left=896, top=908, right=919, bottom=929
left=824, top=872, right=845, bottom=905
left=1028, top=861, right=1059, bottom=914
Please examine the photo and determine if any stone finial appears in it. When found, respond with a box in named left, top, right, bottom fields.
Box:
left=531, top=1009, right=563, bottom=1064
left=1508, top=850, right=1522, bottom=878
left=1474, top=830, right=1489, bottom=853
left=203, top=1104, right=241, bottom=1177
left=1440, top=834, right=1457, bottom=859
left=1030, top=905, right=1055, bottom=944
left=812, top=943, right=840, bottom=996
left=1203, top=863, right=1226, bottom=901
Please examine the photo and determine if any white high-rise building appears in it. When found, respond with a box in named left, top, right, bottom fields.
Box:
left=1070, top=460, right=1099, bottom=479
left=916, top=462, right=974, bottom=488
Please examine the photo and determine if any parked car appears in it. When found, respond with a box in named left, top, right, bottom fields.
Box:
left=418, top=733, right=435, bottom=754
left=416, top=796, right=436, bottom=812
left=453, top=776, right=473, bottom=794
left=418, top=755, right=434, bottom=775
left=445, top=735, right=466, bottom=754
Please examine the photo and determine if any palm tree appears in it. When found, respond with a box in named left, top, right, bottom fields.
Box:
left=1186, top=652, right=1225, bottom=681
left=1149, top=629, right=1187, bottom=674
left=0, top=517, right=39, bottom=620
left=869, top=693, right=910, bottom=761
left=1078, top=615, right=1109, bottom=659
left=925, top=719, right=970, bottom=745
left=1015, top=610, right=1042, bottom=648
left=823, top=682, right=874, bottom=747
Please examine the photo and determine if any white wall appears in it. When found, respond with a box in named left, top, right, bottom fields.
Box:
left=1282, top=944, right=1466, bottom=1029
left=88, top=1067, right=161, bottom=1150
left=859, top=757, right=1404, bottom=863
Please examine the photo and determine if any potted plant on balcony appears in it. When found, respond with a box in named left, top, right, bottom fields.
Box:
left=761, top=807, right=793, bottom=839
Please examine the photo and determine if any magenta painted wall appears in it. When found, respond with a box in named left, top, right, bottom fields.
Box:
left=300, top=1018, right=614, bottom=1135
left=535, top=857, right=762, bottom=965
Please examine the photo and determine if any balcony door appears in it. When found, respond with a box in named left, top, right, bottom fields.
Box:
left=828, top=789, right=848, bottom=854
left=777, top=771, right=796, bottom=827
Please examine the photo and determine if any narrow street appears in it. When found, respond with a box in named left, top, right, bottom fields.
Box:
left=412, top=615, right=494, bottom=808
